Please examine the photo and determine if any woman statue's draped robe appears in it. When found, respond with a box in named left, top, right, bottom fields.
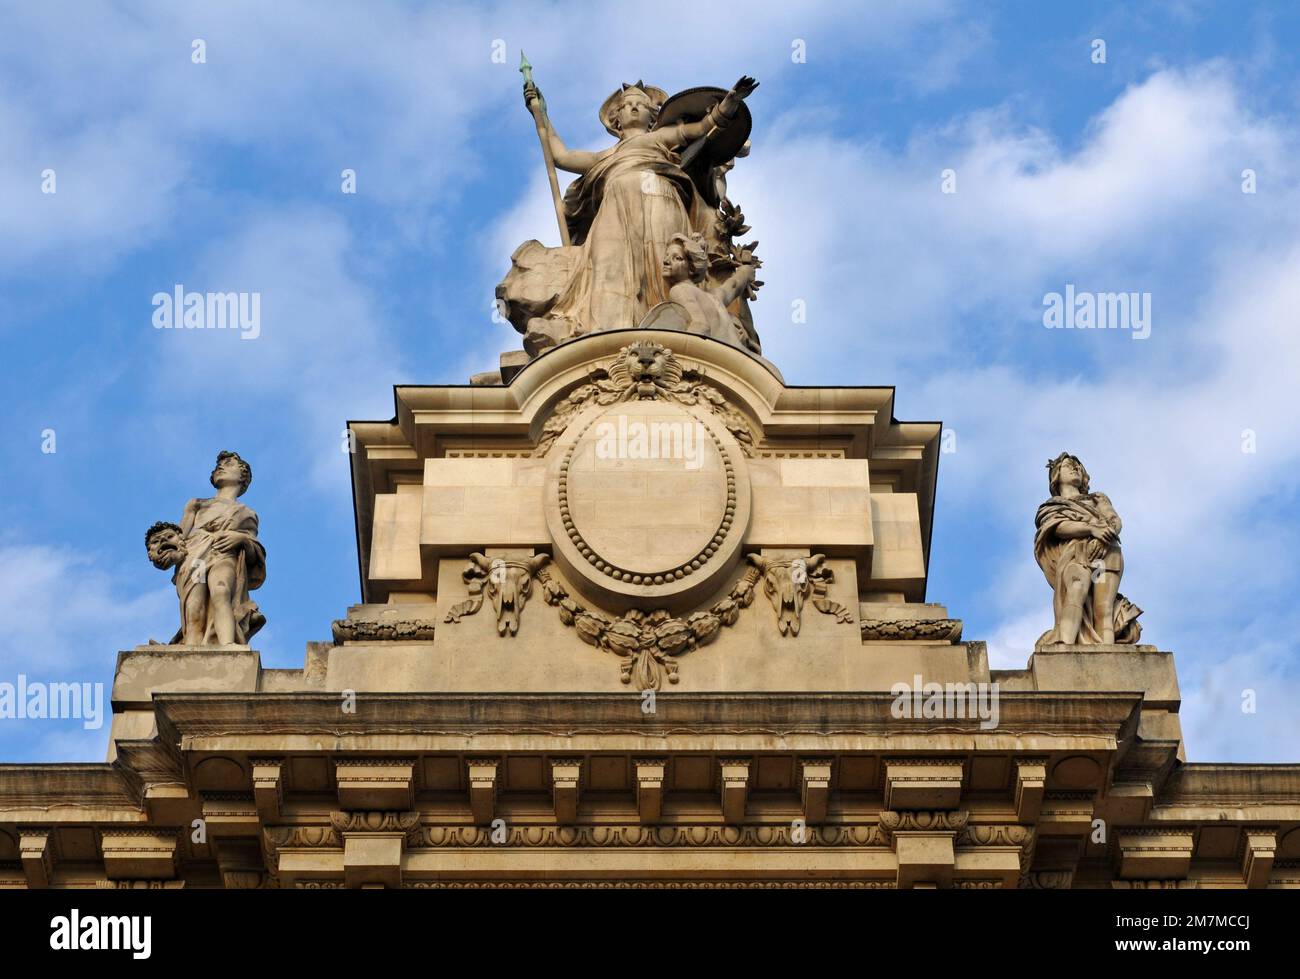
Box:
left=1034, top=492, right=1142, bottom=646
left=557, top=125, right=699, bottom=333
left=512, top=123, right=710, bottom=351
left=172, top=496, right=267, bottom=645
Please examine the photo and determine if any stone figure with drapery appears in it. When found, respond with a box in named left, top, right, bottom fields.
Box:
left=1034, top=452, right=1142, bottom=648
left=496, top=67, right=763, bottom=357
left=145, top=450, right=267, bottom=646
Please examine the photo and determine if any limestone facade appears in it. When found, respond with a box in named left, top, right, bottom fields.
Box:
left=2, top=330, right=1297, bottom=889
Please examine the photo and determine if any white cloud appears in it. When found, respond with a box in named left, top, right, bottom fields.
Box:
left=0, top=545, right=172, bottom=762
left=730, top=64, right=1295, bottom=378
left=0, top=0, right=973, bottom=276
left=0, top=545, right=172, bottom=672
left=1181, top=643, right=1300, bottom=763
left=148, top=208, right=407, bottom=491
left=699, top=64, right=1300, bottom=760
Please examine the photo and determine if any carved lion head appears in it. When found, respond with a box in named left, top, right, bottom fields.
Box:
left=609, top=342, right=683, bottom=398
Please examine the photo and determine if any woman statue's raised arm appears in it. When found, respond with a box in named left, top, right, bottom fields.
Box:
left=525, top=87, right=601, bottom=174
left=672, top=76, right=760, bottom=145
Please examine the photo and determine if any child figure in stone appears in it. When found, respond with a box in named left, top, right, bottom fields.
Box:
left=658, top=232, right=758, bottom=349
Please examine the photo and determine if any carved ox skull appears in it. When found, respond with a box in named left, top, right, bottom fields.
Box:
left=465, top=552, right=550, bottom=636
left=747, top=553, right=830, bottom=637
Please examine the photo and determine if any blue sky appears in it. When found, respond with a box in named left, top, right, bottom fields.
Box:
left=2, top=0, right=1298, bottom=762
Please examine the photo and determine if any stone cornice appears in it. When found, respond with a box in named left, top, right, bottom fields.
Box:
left=0, top=764, right=142, bottom=816
left=147, top=691, right=1143, bottom=750
left=1160, top=764, right=1300, bottom=805
left=112, top=739, right=186, bottom=805
left=402, top=879, right=899, bottom=889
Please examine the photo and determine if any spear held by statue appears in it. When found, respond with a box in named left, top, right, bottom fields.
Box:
left=519, top=51, right=572, bottom=247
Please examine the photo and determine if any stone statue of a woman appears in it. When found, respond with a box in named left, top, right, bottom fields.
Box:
left=1034, top=453, right=1142, bottom=647
left=500, top=76, right=758, bottom=354
left=145, top=450, right=266, bottom=646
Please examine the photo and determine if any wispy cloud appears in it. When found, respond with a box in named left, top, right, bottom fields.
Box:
left=696, top=63, right=1300, bottom=759
left=0, top=544, right=171, bottom=761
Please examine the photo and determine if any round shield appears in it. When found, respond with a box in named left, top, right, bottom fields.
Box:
left=655, top=86, right=752, bottom=169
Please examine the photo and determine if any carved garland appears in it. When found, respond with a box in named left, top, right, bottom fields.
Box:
left=860, top=618, right=963, bottom=643
left=331, top=619, right=436, bottom=643
left=441, top=554, right=855, bottom=687
left=536, top=561, right=760, bottom=690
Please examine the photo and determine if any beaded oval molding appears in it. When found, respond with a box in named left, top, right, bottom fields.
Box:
left=558, top=414, right=738, bottom=586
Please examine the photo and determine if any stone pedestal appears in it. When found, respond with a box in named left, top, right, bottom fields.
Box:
left=1027, top=646, right=1184, bottom=762
left=107, top=647, right=260, bottom=761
